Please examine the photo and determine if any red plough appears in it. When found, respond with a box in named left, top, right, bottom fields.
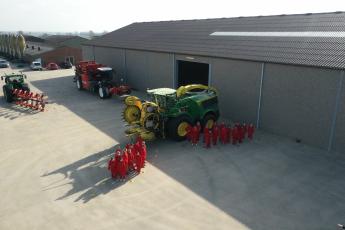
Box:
left=12, top=89, right=46, bottom=111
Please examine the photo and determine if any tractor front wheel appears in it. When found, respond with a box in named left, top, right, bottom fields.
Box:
left=3, top=85, right=13, bottom=103
left=98, top=86, right=109, bottom=99
left=167, top=115, right=193, bottom=141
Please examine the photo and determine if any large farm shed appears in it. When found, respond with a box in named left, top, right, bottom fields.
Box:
left=82, top=12, right=345, bottom=152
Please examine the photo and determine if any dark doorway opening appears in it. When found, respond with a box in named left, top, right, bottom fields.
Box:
left=177, top=60, right=209, bottom=87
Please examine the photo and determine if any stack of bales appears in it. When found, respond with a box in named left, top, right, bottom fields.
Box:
left=0, top=33, right=26, bottom=59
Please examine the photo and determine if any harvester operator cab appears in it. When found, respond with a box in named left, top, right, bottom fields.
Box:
left=95, top=67, right=113, bottom=81
left=147, top=88, right=177, bottom=110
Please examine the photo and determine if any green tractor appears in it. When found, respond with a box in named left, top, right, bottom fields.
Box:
left=123, top=84, right=220, bottom=141
left=1, top=73, right=29, bottom=102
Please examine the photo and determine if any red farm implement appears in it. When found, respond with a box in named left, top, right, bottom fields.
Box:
left=2, top=73, right=46, bottom=112
left=11, top=89, right=46, bottom=111
left=74, top=60, right=131, bottom=99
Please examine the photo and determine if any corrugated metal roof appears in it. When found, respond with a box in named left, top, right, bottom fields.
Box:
left=84, top=12, right=345, bottom=69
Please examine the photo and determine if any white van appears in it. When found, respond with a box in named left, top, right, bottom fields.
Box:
left=30, top=61, right=42, bottom=70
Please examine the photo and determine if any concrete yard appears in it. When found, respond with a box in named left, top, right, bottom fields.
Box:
left=0, top=66, right=344, bottom=230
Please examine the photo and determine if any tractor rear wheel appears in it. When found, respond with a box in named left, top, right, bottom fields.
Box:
left=3, top=85, right=13, bottom=103
left=167, top=115, right=193, bottom=141
left=202, top=113, right=217, bottom=130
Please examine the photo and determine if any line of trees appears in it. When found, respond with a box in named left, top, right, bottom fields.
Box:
left=0, top=33, right=26, bottom=59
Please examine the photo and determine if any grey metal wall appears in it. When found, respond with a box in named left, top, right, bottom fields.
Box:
left=81, top=45, right=94, bottom=60
left=334, top=73, right=345, bottom=153
left=82, top=44, right=345, bottom=151
left=211, top=58, right=262, bottom=124
left=260, top=63, right=340, bottom=149
left=126, top=50, right=174, bottom=90
left=94, top=47, right=126, bottom=77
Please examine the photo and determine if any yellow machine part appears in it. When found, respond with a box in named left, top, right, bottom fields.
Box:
left=123, top=99, right=159, bottom=141
left=176, top=84, right=218, bottom=98
left=125, top=127, right=156, bottom=141
left=140, top=101, right=159, bottom=127
left=123, top=105, right=141, bottom=124
left=124, top=96, right=142, bottom=109
left=204, top=118, right=215, bottom=129
left=177, top=121, right=189, bottom=137
left=141, top=112, right=160, bottom=130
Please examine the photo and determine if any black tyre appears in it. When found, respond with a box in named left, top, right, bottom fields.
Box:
left=98, top=86, right=109, bottom=99
left=76, top=77, right=83, bottom=90
left=201, top=113, right=217, bottom=130
left=3, top=85, right=13, bottom=103
left=167, top=115, right=193, bottom=141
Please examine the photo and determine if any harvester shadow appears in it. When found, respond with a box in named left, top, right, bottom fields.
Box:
left=30, top=74, right=345, bottom=229
left=42, top=146, right=140, bottom=203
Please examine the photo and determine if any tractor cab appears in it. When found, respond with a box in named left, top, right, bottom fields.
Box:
left=1, top=74, right=26, bottom=89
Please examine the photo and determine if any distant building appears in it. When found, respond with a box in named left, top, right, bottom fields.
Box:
left=24, top=35, right=88, bottom=65
left=82, top=12, right=345, bottom=152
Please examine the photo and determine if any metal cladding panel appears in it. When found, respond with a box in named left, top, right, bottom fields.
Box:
left=126, top=50, right=150, bottom=91
left=260, top=63, right=340, bottom=149
left=146, top=52, right=174, bottom=89
left=82, top=45, right=94, bottom=60
left=94, top=47, right=125, bottom=77
left=211, top=58, right=261, bottom=123
left=84, top=12, right=345, bottom=69
left=334, top=76, right=345, bottom=153
left=126, top=50, right=173, bottom=91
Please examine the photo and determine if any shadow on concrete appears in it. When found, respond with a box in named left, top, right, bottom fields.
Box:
left=42, top=146, right=140, bottom=203
left=31, top=75, right=345, bottom=230
left=0, top=100, right=41, bottom=120
left=30, top=74, right=135, bottom=142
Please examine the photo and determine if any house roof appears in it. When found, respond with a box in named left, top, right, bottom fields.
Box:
left=24, top=42, right=54, bottom=56
left=24, top=35, right=46, bottom=43
left=84, top=12, right=345, bottom=69
left=45, top=35, right=79, bottom=44
left=44, top=35, right=89, bottom=48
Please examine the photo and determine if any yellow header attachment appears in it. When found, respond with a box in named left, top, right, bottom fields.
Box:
left=124, top=96, right=142, bottom=109
left=176, top=84, right=218, bottom=98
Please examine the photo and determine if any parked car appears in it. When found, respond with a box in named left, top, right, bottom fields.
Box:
left=30, top=61, right=42, bottom=70
left=46, top=62, right=59, bottom=70
left=0, top=59, right=10, bottom=68
left=60, top=61, right=73, bottom=69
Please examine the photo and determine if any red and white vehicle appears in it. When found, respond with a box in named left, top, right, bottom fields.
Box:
left=74, top=60, right=131, bottom=99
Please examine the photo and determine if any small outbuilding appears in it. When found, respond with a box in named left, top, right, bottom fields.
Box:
left=25, top=35, right=88, bottom=65
left=82, top=12, right=345, bottom=152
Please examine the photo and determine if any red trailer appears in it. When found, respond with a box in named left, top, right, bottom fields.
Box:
left=74, top=60, right=131, bottom=99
